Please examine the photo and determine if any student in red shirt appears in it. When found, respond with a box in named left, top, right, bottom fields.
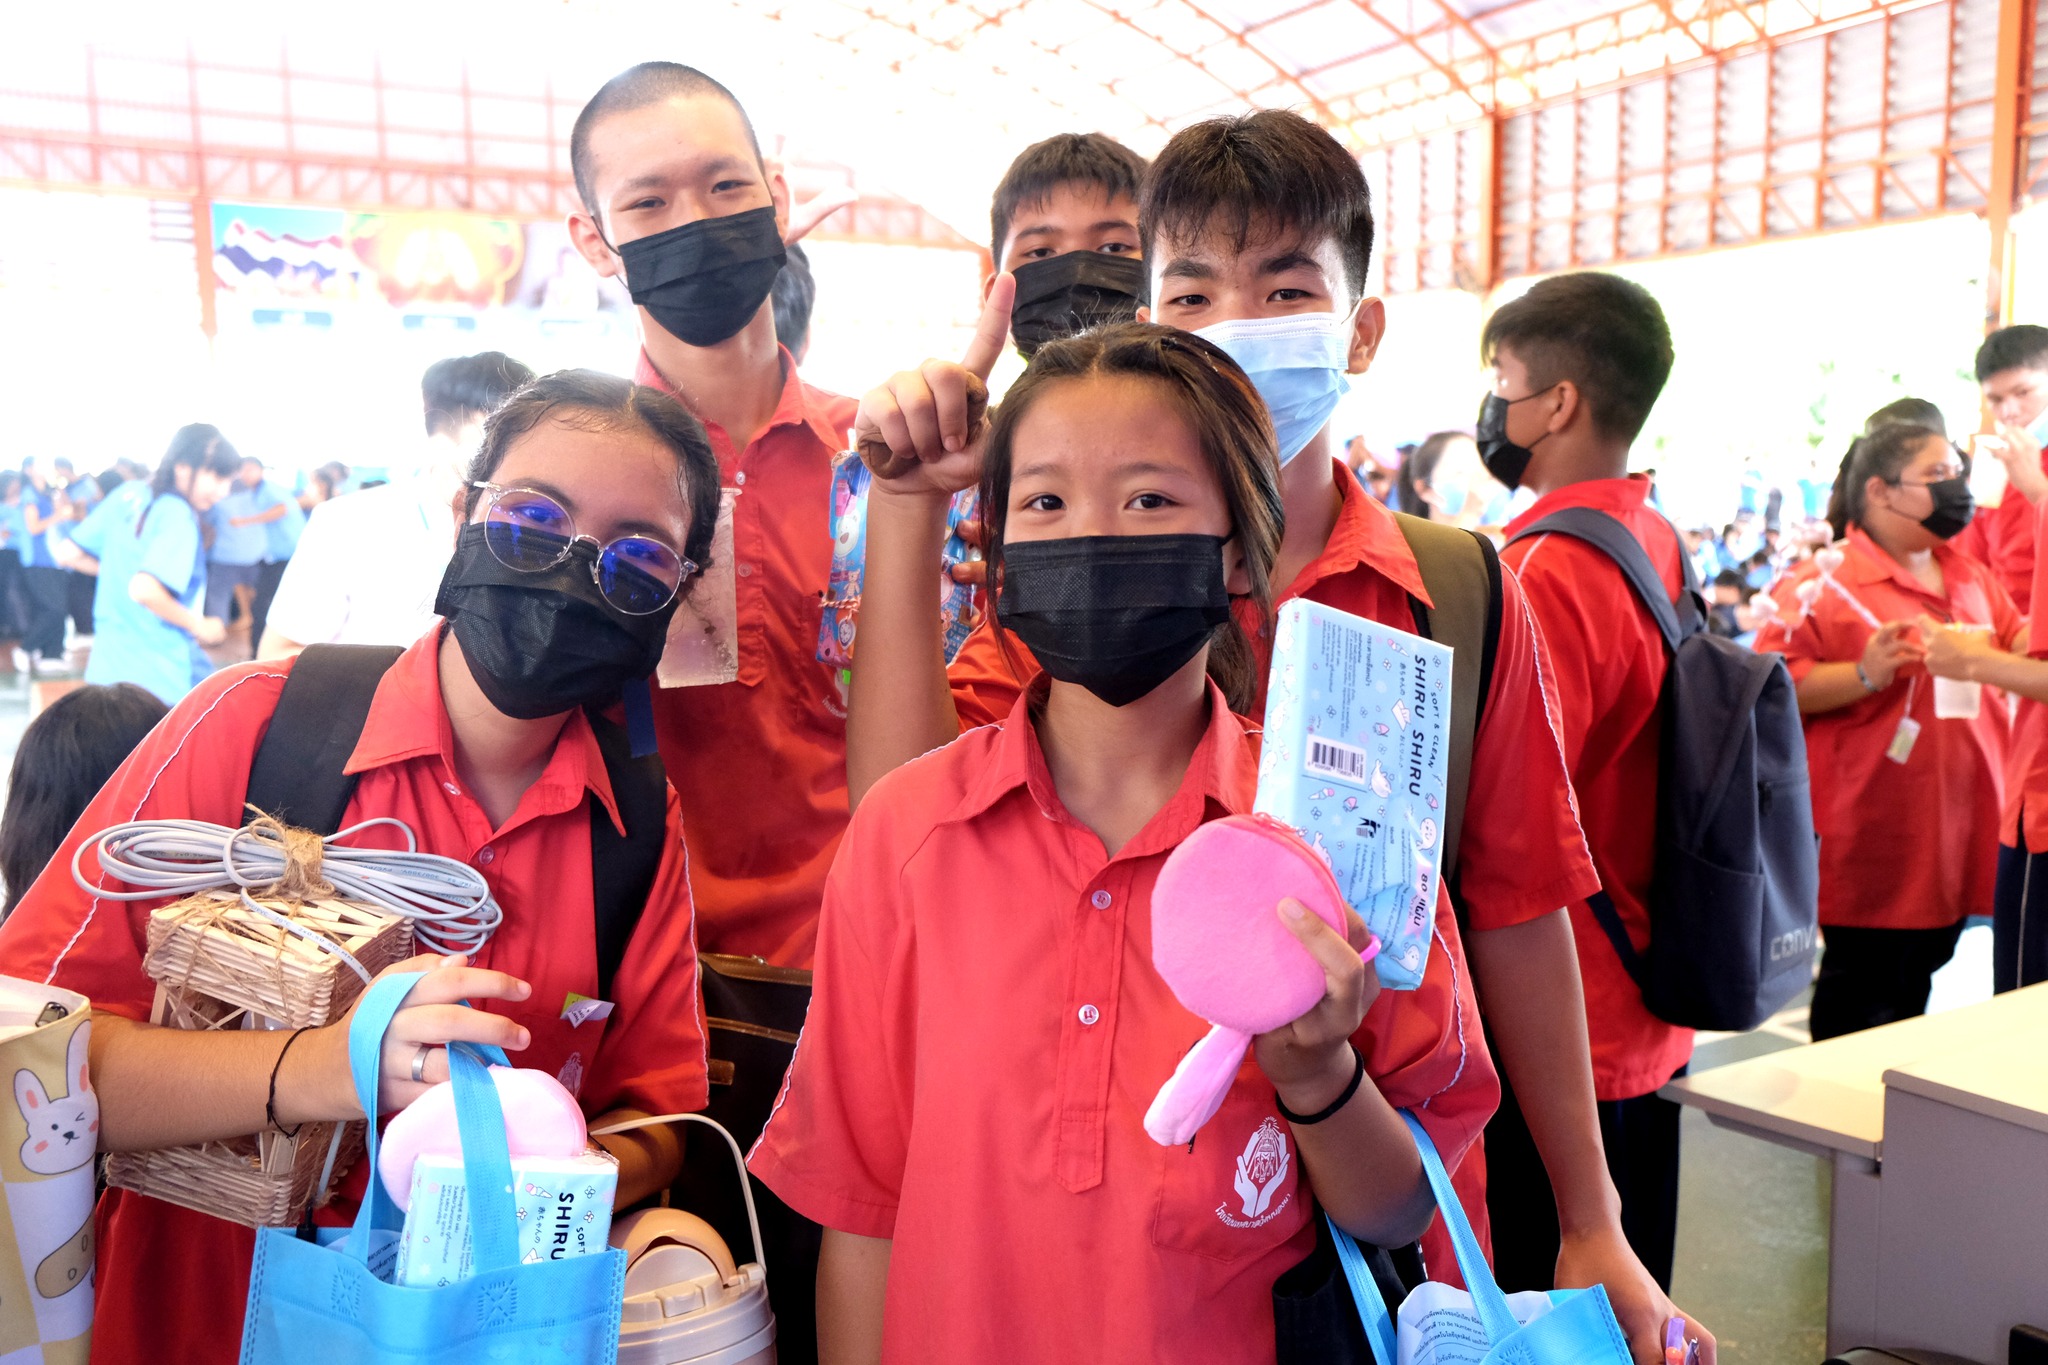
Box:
left=753, top=321, right=1494, bottom=1364
left=842, top=110, right=1712, bottom=1362
left=1483, top=272, right=1690, bottom=1294
left=0, top=371, right=716, bottom=1365
left=1755, top=423, right=2020, bottom=1039
left=992, top=133, right=1149, bottom=361
left=1961, top=325, right=2048, bottom=609
left=565, top=63, right=858, bottom=971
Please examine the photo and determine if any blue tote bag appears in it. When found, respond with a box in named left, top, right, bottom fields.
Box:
left=241, top=971, right=627, bottom=1364
left=1329, top=1111, right=1632, bottom=1365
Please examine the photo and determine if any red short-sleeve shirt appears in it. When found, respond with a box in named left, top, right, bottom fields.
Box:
left=750, top=681, right=1497, bottom=1364
left=2001, top=493, right=2048, bottom=850
left=1501, top=477, right=1692, bottom=1102
left=948, top=462, right=1599, bottom=934
left=1755, top=529, right=2020, bottom=929
left=637, top=348, right=859, bottom=968
left=0, top=630, right=709, bottom=1365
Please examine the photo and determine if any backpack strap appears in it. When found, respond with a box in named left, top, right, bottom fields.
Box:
left=1502, top=506, right=1687, bottom=991
left=244, top=643, right=668, bottom=999
left=245, top=644, right=406, bottom=834
left=1391, top=512, right=1503, bottom=884
left=1506, top=505, right=1698, bottom=652
left=584, top=710, right=668, bottom=1001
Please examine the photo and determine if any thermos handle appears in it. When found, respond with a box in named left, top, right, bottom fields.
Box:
left=590, top=1112, right=767, bottom=1276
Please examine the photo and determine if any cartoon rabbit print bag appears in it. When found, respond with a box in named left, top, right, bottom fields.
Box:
left=0, top=977, right=98, bottom=1365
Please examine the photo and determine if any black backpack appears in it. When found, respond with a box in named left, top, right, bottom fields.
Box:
left=242, top=644, right=668, bottom=999
left=1507, top=507, right=1819, bottom=1032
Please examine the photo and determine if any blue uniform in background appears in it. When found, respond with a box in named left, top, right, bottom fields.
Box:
left=72, top=483, right=210, bottom=704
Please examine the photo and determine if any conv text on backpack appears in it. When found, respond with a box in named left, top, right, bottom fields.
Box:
left=1256, top=600, right=1451, bottom=990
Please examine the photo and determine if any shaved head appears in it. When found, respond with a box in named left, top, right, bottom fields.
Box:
left=570, top=62, right=762, bottom=216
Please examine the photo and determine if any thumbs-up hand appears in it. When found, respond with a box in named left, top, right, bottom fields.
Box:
left=853, top=273, right=1015, bottom=496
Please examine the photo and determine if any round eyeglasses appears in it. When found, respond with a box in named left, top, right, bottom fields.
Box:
left=471, top=483, right=695, bottom=616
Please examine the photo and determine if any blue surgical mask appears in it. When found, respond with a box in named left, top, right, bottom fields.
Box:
left=2028, top=406, right=2048, bottom=450
left=1194, top=310, right=1355, bottom=466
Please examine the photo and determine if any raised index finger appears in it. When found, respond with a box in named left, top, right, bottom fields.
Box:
left=960, top=271, right=1017, bottom=382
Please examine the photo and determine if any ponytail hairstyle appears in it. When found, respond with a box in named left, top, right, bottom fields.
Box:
left=1840, top=422, right=1952, bottom=532
left=979, top=320, right=1285, bottom=714
left=1826, top=398, right=1948, bottom=540
left=142, top=424, right=241, bottom=534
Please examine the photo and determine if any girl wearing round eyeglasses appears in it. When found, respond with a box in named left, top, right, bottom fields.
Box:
left=0, top=369, right=720, bottom=1365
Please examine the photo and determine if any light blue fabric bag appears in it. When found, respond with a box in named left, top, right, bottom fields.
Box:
left=1329, top=1111, right=1632, bottom=1365
left=240, top=971, right=627, bottom=1364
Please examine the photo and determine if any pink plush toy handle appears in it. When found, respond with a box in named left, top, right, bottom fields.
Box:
left=1144, top=1025, right=1253, bottom=1146
left=1145, top=934, right=1384, bottom=1147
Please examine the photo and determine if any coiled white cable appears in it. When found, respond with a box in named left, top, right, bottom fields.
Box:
left=72, top=817, right=504, bottom=982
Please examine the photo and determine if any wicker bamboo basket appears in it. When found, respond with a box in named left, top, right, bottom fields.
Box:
left=104, top=889, right=415, bottom=1227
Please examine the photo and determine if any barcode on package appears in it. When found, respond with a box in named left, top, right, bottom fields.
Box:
left=1304, top=737, right=1368, bottom=784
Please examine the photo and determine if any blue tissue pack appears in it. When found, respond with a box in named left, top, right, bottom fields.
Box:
left=1254, top=599, right=1453, bottom=991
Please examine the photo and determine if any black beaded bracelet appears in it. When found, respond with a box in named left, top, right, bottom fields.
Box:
left=267, top=1027, right=312, bottom=1138
left=1276, top=1044, right=1366, bottom=1126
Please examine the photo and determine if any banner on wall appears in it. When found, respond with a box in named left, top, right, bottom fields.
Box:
left=214, top=204, right=542, bottom=309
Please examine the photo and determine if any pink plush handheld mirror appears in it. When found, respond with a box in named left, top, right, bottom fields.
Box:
left=1146, top=813, right=1378, bottom=1146
left=377, top=1064, right=590, bottom=1209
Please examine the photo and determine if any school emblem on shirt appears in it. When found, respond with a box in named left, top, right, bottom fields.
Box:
left=1215, top=1117, right=1293, bottom=1229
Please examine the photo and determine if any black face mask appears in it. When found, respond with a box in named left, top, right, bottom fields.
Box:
left=1474, top=390, right=1552, bottom=491
left=435, top=526, right=676, bottom=720
left=1009, top=252, right=1147, bottom=358
left=995, top=534, right=1231, bottom=707
left=617, top=205, right=786, bottom=348
left=1912, top=476, right=1976, bottom=540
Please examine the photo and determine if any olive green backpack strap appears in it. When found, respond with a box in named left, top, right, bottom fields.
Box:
left=1390, top=511, right=1504, bottom=891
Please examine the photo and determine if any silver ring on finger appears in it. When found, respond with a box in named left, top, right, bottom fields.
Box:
left=410, top=1043, right=438, bottom=1084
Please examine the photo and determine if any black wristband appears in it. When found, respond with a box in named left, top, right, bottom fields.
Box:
left=267, top=1027, right=312, bottom=1138
left=1275, top=1044, right=1366, bottom=1126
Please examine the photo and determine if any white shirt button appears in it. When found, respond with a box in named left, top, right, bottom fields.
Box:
left=1090, top=889, right=1112, bottom=910
left=477, top=846, right=495, bottom=866
left=735, top=471, right=748, bottom=486
left=737, top=563, right=754, bottom=578
left=443, top=781, right=460, bottom=796
left=1078, top=1004, right=1100, bottom=1026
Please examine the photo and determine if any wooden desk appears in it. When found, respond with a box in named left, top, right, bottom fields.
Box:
left=1662, top=985, right=2048, bottom=1354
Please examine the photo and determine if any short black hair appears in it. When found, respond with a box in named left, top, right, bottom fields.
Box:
left=772, top=242, right=816, bottom=357
left=0, top=683, right=168, bottom=915
left=1480, top=271, right=1673, bottom=443
left=1975, top=324, right=2048, bottom=382
left=570, top=63, right=762, bottom=221
left=989, top=133, right=1149, bottom=269
left=1712, top=569, right=1744, bottom=589
left=422, top=352, right=536, bottom=438
left=1141, top=110, right=1374, bottom=299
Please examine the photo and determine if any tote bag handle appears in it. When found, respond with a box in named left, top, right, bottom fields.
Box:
left=342, top=972, right=515, bottom=1269
left=1327, top=1111, right=1523, bottom=1352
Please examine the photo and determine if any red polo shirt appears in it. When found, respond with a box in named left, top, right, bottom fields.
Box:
left=636, top=348, right=859, bottom=967
left=0, top=629, right=709, bottom=1365
left=948, top=461, right=1599, bottom=935
left=751, top=681, right=1496, bottom=1363
left=1755, top=529, right=2020, bottom=929
left=1501, top=477, right=1692, bottom=1102
left=1951, top=485, right=2036, bottom=612
left=2002, top=492, right=2048, bottom=851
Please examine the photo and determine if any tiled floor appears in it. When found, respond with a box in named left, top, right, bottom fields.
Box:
left=1671, top=924, right=1995, bottom=1365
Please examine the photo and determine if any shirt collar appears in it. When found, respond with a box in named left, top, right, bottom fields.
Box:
left=1505, top=474, right=1652, bottom=539
left=342, top=628, right=626, bottom=834
left=1839, top=524, right=1965, bottom=597
left=949, top=678, right=1257, bottom=856
left=1288, top=458, right=1434, bottom=607
left=634, top=345, right=845, bottom=454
